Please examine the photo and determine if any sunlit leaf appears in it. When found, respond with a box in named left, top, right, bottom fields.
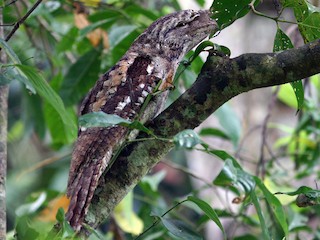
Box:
left=114, top=191, right=144, bottom=235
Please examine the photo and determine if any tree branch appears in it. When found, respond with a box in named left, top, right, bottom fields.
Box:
left=0, top=7, right=8, bottom=240
left=84, top=39, right=320, bottom=232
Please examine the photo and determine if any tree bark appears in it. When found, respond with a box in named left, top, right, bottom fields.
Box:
left=84, top=39, right=320, bottom=232
left=0, top=8, right=8, bottom=240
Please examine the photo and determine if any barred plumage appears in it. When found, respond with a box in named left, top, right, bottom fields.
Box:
left=66, top=9, right=216, bottom=231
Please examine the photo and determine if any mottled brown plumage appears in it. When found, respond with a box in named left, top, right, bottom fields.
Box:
left=66, top=9, right=216, bottom=231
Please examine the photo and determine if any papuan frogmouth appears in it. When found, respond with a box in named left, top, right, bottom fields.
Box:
left=66, top=9, right=217, bottom=231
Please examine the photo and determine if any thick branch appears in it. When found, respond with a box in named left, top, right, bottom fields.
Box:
left=85, top=39, right=320, bottom=231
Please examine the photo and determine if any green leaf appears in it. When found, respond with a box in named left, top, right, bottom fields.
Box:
left=195, top=0, right=205, bottom=7
left=234, top=235, right=258, bottom=240
left=214, top=159, right=255, bottom=195
left=250, top=191, right=271, bottom=240
left=273, top=28, right=294, bottom=52
left=207, top=149, right=242, bottom=168
left=55, top=208, right=75, bottom=237
left=302, top=12, right=320, bottom=42
left=281, top=0, right=320, bottom=42
left=255, top=177, right=288, bottom=236
left=276, top=186, right=320, bottom=207
left=124, top=4, right=159, bottom=21
left=199, top=127, right=231, bottom=141
left=160, top=217, right=203, bottom=240
left=55, top=207, right=65, bottom=223
left=109, top=25, right=138, bottom=50
left=56, top=27, right=79, bottom=53
left=290, top=80, right=304, bottom=111
left=0, top=38, right=21, bottom=64
left=15, top=65, right=77, bottom=136
left=273, top=28, right=304, bottom=110
left=44, top=102, right=76, bottom=148
left=79, top=111, right=153, bottom=135
left=60, top=47, right=102, bottom=106
left=188, top=41, right=214, bottom=63
left=214, top=104, right=241, bottom=147
left=15, top=216, right=40, bottom=240
left=79, top=111, right=130, bottom=127
left=187, top=196, right=226, bottom=239
left=173, top=129, right=202, bottom=149
left=211, top=0, right=260, bottom=29
left=79, top=18, right=117, bottom=37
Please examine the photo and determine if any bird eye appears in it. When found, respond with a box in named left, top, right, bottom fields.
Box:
left=176, top=22, right=187, bottom=28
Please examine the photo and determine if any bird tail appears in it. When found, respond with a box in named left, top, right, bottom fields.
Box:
left=65, top=126, right=126, bottom=231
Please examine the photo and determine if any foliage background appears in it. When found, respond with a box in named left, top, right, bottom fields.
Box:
left=1, top=0, right=320, bottom=239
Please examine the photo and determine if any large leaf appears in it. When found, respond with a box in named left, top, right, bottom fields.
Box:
left=15, top=64, right=77, bottom=135
left=187, top=196, right=226, bottom=239
left=273, top=28, right=304, bottom=110
left=281, top=0, right=320, bottom=42
left=302, top=12, right=320, bottom=42
left=211, top=0, right=260, bottom=29
left=60, top=47, right=102, bottom=106
left=214, top=159, right=255, bottom=195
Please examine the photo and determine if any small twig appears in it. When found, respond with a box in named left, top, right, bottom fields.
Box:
left=256, top=87, right=280, bottom=177
left=249, top=1, right=320, bottom=29
left=4, top=0, right=42, bottom=42
left=17, top=154, right=69, bottom=180
left=0, top=0, right=18, bottom=8
left=0, top=23, right=15, bottom=26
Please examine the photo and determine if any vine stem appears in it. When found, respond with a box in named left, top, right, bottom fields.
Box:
left=135, top=199, right=188, bottom=239
left=249, top=1, right=320, bottom=29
